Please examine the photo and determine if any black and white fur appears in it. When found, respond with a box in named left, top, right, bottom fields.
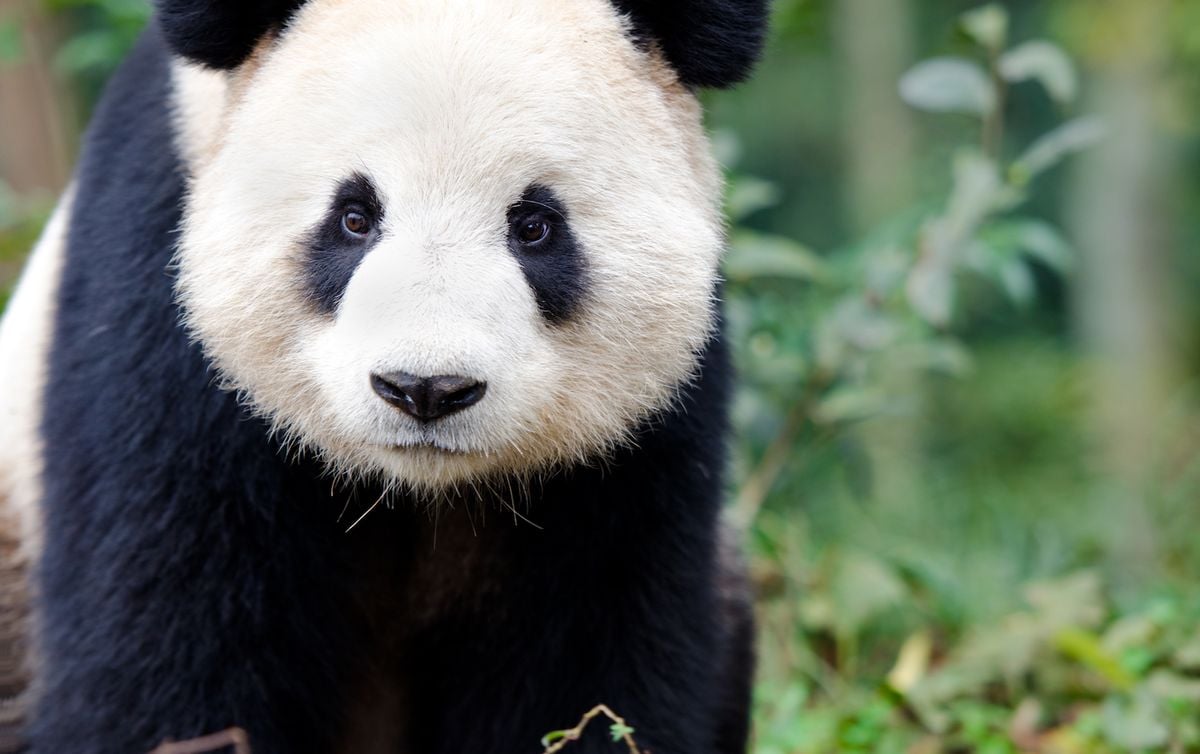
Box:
left=0, top=1, right=767, bottom=751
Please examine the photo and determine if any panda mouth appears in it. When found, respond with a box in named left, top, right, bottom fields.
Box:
left=387, top=440, right=471, bottom=457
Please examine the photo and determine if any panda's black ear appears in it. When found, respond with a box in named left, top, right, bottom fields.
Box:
left=611, top=0, right=770, bottom=88
left=156, top=0, right=307, bottom=70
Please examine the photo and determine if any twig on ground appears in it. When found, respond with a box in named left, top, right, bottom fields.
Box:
left=541, top=704, right=643, bottom=754
left=148, top=728, right=251, bottom=754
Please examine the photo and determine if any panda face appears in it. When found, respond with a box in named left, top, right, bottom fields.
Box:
left=174, top=0, right=726, bottom=490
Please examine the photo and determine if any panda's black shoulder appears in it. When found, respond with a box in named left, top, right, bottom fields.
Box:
left=41, top=19, right=243, bottom=536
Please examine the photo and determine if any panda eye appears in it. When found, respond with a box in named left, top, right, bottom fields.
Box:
left=341, top=208, right=372, bottom=237
left=513, top=215, right=552, bottom=247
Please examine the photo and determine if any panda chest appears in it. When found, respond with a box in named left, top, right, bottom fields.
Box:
left=339, top=506, right=512, bottom=752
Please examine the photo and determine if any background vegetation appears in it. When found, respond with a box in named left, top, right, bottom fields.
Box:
left=2, top=1, right=1198, bottom=752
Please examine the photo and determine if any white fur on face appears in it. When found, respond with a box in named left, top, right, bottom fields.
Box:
left=174, top=0, right=725, bottom=490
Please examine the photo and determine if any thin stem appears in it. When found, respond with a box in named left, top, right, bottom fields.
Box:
left=732, top=371, right=834, bottom=531
left=982, top=49, right=1008, bottom=161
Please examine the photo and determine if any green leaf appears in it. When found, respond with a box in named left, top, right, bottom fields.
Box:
left=998, top=259, right=1035, bottom=307
left=999, top=41, right=1078, bottom=104
left=960, top=4, right=1009, bottom=52
left=1055, top=628, right=1137, bottom=690
left=46, top=0, right=149, bottom=23
left=906, top=257, right=954, bottom=327
left=863, top=245, right=911, bottom=298
left=726, top=231, right=826, bottom=282
left=0, top=19, right=24, bottom=65
left=1024, top=571, right=1106, bottom=630
left=899, top=58, right=997, bottom=116
left=1101, top=691, right=1171, bottom=750
left=1145, top=669, right=1200, bottom=703
left=830, top=550, right=908, bottom=638
left=540, top=730, right=569, bottom=747
left=1012, top=220, right=1074, bottom=273
left=1174, top=628, right=1200, bottom=671
left=1012, top=116, right=1106, bottom=181
left=814, top=386, right=889, bottom=425
left=946, top=151, right=1022, bottom=221
left=826, top=297, right=900, bottom=351
left=54, top=30, right=125, bottom=75
left=815, top=296, right=901, bottom=371
left=976, top=219, right=1074, bottom=275
left=892, top=338, right=975, bottom=377
left=726, top=176, right=782, bottom=222
left=966, top=220, right=1069, bottom=308
left=905, top=151, right=1026, bottom=325
left=609, top=723, right=635, bottom=742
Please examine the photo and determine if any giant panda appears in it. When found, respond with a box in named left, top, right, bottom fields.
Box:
left=0, top=0, right=768, bottom=752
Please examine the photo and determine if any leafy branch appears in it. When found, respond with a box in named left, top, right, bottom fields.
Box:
left=725, top=3, right=1104, bottom=520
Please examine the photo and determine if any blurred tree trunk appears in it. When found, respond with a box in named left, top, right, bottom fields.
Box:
left=1068, top=0, right=1178, bottom=577
left=834, top=0, right=921, bottom=505
left=0, top=0, right=73, bottom=195
left=834, top=0, right=917, bottom=232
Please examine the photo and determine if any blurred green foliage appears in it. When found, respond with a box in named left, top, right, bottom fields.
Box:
left=1, top=1, right=1198, bottom=752
left=0, top=186, right=48, bottom=310
left=722, top=2, right=1200, bottom=752
left=44, top=0, right=149, bottom=101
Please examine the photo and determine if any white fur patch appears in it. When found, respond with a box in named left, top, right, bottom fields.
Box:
left=171, top=62, right=229, bottom=171
left=0, top=188, right=73, bottom=561
left=174, top=0, right=725, bottom=490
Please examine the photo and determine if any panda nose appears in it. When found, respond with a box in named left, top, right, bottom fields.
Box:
left=370, top=372, right=487, bottom=421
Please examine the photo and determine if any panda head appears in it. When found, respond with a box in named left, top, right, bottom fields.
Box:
left=170, top=0, right=768, bottom=491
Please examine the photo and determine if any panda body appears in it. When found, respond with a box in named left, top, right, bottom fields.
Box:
left=0, top=1, right=766, bottom=752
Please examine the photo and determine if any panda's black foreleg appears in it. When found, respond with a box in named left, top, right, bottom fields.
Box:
left=29, top=443, right=366, bottom=754
left=28, top=28, right=364, bottom=754
left=713, top=556, right=757, bottom=754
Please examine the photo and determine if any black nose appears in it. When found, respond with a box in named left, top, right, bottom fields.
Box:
left=370, top=372, right=487, bottom=422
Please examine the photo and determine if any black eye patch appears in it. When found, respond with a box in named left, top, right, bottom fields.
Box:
left=303, top=173, right=384, bottom=314
left=507, top=186, right=588, bottom=325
